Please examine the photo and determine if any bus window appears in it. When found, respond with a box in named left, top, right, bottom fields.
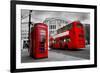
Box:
left=65, top=38, right=71, bottom=42
left=67, top=24, right=72, bottom=30
left=77, top=23, right=82, bottom=28
left=64, top=39, right=66, bottom=42
left=57, top=24, right=72, bottom=34
left=53, top=40, right=56, bottom=43
left=63, top=24, right=72, bottom=32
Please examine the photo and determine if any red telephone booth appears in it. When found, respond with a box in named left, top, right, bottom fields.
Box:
left=29, top=23, right=48, bottom=59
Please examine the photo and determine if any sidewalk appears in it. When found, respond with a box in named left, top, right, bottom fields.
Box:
left=21, top=45, right=90, bottom=63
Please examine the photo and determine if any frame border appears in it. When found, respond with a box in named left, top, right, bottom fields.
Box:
left=10, top=0, right=97, bottom=72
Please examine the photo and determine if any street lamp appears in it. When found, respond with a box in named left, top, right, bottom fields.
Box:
left=28, top=10, right=32, bottom=46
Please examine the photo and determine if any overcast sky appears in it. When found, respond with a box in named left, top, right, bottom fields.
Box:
left=21, top=9, right=90, bottom=24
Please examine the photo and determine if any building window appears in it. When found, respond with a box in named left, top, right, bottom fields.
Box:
left=51, top=25, right=52, bottom=29
left=50, top=25, right=56, bottom=29
left=55, top=25, right=56, bottom=29
left=53, top=25, right=54, bottom=29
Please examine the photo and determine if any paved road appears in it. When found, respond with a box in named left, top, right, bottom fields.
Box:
left=51, top=45, right=90, bottom=59
left=21, top=45, right=90, bottom=63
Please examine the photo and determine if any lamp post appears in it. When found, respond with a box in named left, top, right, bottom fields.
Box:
left=28, top=10, right=32, bottom=46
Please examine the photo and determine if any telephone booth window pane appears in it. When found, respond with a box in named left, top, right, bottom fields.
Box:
left=40, top=30, right=46, bottom=53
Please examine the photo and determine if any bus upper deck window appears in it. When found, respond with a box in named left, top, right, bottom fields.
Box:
left=67, top=24, right=72, bottom=30
left=77, top=24, right=82, bottom=28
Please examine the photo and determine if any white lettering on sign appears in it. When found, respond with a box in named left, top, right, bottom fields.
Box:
left=53, top=31, right=69, bottom=39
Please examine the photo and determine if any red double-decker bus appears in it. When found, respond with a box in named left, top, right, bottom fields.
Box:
left=50, top=21, right=85, bottom=49
left=29, top=23, right=48, bottom=59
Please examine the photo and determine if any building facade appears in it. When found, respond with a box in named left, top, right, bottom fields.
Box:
left=44, top=18, right=68, bottom=36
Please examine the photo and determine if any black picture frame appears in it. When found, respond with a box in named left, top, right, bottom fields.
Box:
left=10, top=0, right=97, bottom=72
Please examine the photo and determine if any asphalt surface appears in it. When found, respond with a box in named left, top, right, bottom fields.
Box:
left=21, top=45, right=90, bottom=63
